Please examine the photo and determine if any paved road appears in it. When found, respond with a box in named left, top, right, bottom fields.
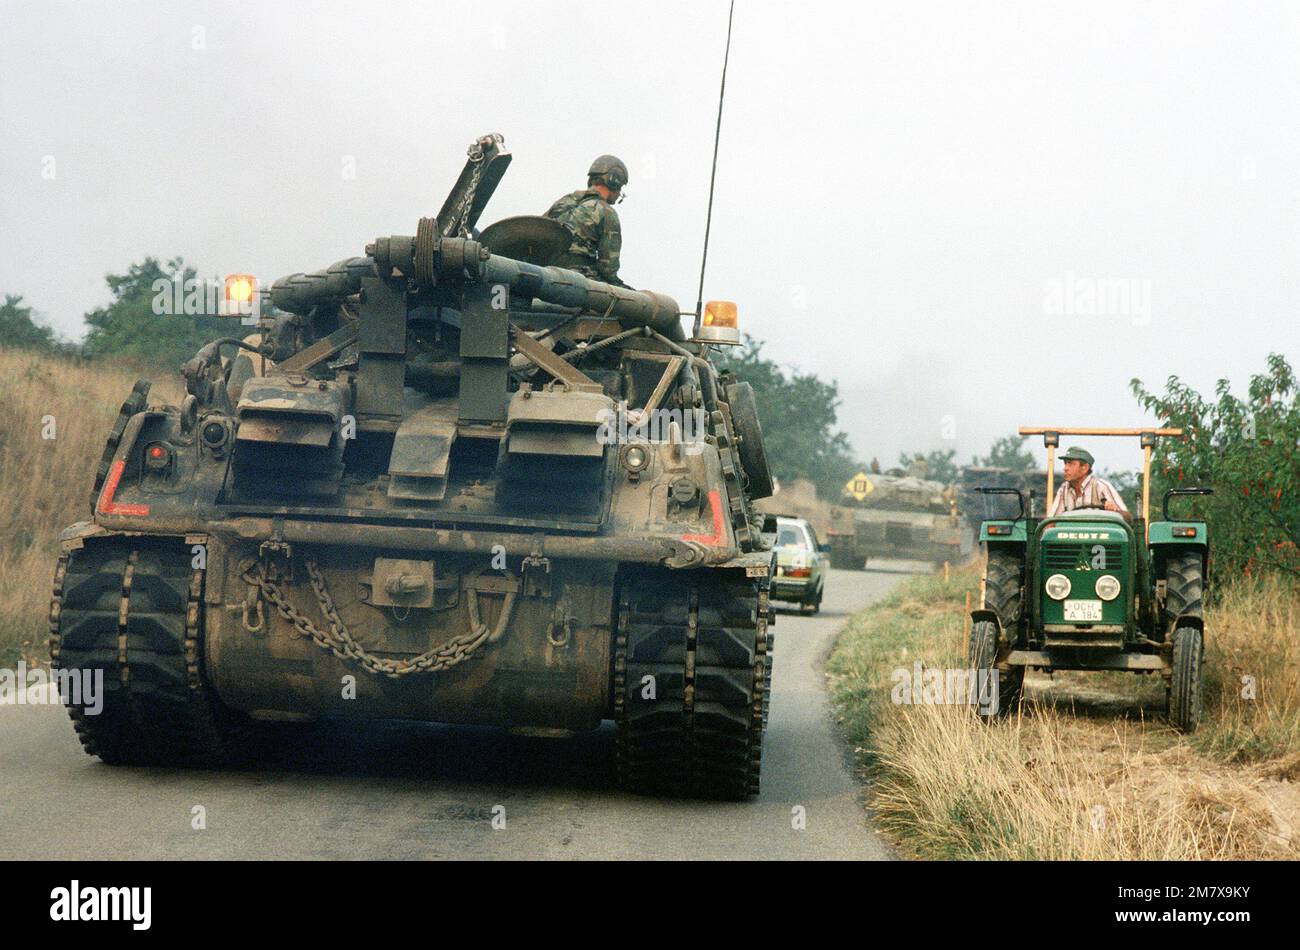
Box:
left=0, top=568, right=906, bottom=859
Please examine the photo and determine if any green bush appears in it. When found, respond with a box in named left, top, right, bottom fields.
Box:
left=82, top=257, right=234, bottom=369
left=716, top=337, right=858, bottom=499
left=1131, top=353, right=1298, bottom=578
left=0, top=294, right=63, bottom=352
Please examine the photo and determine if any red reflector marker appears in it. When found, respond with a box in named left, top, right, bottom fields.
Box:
left=97, top=459, right=150, bottom=517
left=681, top=490, right=726, bottom=546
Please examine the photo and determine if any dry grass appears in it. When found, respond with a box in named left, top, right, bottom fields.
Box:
left=827, top=560, right=1300, bottom=860
left=0, top=347, right=181, bottom=664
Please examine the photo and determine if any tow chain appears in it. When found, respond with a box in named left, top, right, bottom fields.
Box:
left=444, top=145, right=486, bottom=237
left=240, top=559, right=514, bottom=679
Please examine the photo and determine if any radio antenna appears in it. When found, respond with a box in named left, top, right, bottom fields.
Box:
left=694, top=0, right=735, bottom=325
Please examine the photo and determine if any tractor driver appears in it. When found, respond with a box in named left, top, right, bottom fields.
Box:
left=1046, top=447, right=1130, bottom=519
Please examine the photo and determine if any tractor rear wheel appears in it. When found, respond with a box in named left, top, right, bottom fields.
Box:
left=968, top=619, right=1023, bottom=717
left=1167, top=626, right=1203, bottom=733
left=1163, top=552, right=1204, bottom=638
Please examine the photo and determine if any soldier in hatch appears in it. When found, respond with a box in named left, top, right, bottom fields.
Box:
left=545, top=154, right=631, bottom=288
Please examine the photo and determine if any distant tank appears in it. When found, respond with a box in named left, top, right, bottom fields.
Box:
left=49, top=133, right=777, bottom=800
left=826, top=469, right=969, bottom=570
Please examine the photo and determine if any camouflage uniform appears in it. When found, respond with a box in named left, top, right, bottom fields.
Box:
left=545, top=189, right=630, bottom=288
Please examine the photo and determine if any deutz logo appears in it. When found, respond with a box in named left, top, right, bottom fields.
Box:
left=1057, top=532, right=1113, bottom=540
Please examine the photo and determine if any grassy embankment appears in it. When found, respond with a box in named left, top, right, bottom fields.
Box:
left=0, top=347, right=181, bottom=665
left=827, top=561, right=1300, bottom=860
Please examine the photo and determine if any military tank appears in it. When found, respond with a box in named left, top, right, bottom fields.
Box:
left=826, top=469, right=969, bottom=570
left=48, top=134, right=777, bottom=800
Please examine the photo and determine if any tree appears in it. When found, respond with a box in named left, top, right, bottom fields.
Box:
left=1102, top=468, right=1141, bottom=511
left=0, top=294, right=60, bottom=352
left=1131, top=353, right=1298, bottom=578
left=82, top=258, right=232, bottom=368
left=974, top=432, right=1037, bottom=471
left=716, top=337, right=858, bottom=499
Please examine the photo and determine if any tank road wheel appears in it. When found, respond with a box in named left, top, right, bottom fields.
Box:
left=1167, top=626, right=1204, bottom=733
left=967, top=620, right=1022, bottom=717
left=615, top=569, right=770, bottom=800
left=723, top=382, right=774, bottom=500
left=49, top=538, right=246, bottom=766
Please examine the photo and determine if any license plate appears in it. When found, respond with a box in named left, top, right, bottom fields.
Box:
left=1063, top=599, right=1103, bottom=622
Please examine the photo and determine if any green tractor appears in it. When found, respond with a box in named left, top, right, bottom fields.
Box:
left=968, top=426, right=1213, bottom=731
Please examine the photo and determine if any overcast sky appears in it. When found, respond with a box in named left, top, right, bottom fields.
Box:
left=2, top=0, right=1297, bottom=476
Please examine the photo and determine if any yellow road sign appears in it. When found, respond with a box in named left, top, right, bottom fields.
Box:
left=844, top=472, right=875, bottom=502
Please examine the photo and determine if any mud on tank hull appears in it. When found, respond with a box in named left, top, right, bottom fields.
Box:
left=206, top=544, right=616, bottom=732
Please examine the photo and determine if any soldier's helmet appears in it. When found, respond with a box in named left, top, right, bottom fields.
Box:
left=588, top=154, right=629, bottom=191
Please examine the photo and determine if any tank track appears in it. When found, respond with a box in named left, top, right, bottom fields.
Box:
left=49, top=537, right=242, bottom=766
left=614, top=568, right=771, bottom=800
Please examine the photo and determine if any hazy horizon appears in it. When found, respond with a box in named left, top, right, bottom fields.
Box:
left=3, top=0, right=1296, bottom=476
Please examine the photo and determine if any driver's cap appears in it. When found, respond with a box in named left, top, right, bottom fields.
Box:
left=1059, top=446, right=1095, bottom=465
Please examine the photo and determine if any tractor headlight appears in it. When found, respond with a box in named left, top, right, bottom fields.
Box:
left=1095, top=575, right=1121, bottom=601
left=1045, top=573, right=1071, bottom=600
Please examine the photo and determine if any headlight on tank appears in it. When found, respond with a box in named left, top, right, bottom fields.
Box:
left=621, top=444, right=650, bottom=474
left=1095, top=575, right=1121, bottom=601
left=1045, top=573, right=1071, bottom=600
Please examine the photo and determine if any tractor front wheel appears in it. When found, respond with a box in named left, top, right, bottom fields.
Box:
left=968, top=619, right=1023, bottom=717
left=983, top=549, right=1023, bottom=644
left=1167, top=626, right=1204, bottom=733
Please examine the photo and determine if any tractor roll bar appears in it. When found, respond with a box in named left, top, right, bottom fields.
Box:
left=1018, top=426, right=1185, bottom=542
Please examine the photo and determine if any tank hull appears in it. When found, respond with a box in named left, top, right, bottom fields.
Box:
left=204, top=540, right=616, bottom=731
left=828, top=507, right=970, bottom=567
